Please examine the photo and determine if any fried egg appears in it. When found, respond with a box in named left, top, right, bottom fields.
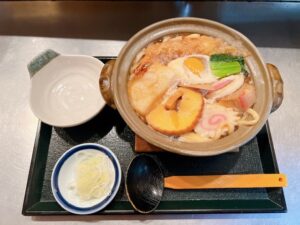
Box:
left=168, top=55, right=218, bottom=84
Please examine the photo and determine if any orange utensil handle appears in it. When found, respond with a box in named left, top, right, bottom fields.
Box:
left=164, top=174, right=287, bottom=189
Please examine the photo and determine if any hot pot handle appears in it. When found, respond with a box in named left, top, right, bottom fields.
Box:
left=99, top=59, right=117, bottom=109
left=266, top=63, right=284, bottom=113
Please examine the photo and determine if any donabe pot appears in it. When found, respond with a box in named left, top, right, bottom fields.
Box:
left=99, top=17, right=283, bottom=156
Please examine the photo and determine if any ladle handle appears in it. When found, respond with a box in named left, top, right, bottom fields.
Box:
left=164, top=174, right=287, bottom=189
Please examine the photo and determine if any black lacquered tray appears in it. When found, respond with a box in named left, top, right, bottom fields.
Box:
left=22, top=58, right=286, bottom=215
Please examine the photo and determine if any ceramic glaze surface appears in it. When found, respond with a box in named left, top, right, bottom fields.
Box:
left=58, top=149, right=115, bottom=208
left=30, top=55, right=105, bottom=127
left=106, top=18, right=282, bottom=156
left=51, top=143, right=121, bottom=214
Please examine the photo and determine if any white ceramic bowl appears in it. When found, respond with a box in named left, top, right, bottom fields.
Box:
left=51, top=143, right=121, bottom=215
left=28, top=50, right=105, bottom=127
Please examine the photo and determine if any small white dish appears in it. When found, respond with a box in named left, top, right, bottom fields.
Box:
left=28, top=49, right=105, bottom=127
left=51, top=143, right=121, bottom=215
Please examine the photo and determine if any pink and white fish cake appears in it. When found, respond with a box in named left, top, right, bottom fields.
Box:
left=195, top=103, right=240, bottom=140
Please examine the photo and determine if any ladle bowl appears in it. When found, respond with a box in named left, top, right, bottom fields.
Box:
left=125, top=154, right=164, bottom=214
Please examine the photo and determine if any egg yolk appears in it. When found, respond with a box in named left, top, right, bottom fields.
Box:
left=184, top=57, right=205, bottom=76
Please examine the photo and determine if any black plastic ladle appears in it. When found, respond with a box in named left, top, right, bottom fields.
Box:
left=125, top=154, right=287, bottom=214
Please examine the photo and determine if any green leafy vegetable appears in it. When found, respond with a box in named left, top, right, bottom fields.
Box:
left=210, top=54, right=247, bottom=77
left=210, top=54, right=244, bottom=63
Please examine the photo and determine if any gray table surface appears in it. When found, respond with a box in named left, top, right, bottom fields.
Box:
left=0, top=35, right=299, bottom=225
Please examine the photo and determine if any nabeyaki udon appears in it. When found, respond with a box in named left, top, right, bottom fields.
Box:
left=128, top=34, right=258, bottom=143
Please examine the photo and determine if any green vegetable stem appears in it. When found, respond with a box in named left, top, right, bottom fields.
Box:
left=210, top=54, right=247, bottom=78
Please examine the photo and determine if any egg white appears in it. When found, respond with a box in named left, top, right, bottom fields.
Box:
left=168, top=55, right=218, bottom=84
